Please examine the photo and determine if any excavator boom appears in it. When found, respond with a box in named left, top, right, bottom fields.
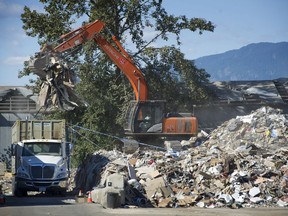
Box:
left=30, top=19, right=147, bottom=107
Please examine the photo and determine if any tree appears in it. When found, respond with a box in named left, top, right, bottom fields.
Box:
left=20, top=0, right=215, bottom=163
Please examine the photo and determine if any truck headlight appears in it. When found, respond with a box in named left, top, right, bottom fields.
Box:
left=57, top=172, right=67, bottom=179
left=17, top=171, right=30, bottom=179
left=17, top=166, right=30, bottom=179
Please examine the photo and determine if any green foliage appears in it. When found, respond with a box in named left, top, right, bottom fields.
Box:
left=138, top=46, right=211, bottom=111
left=20, top=0, right=215, bottom=165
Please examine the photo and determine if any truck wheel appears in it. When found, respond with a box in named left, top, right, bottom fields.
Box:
left=12, top=177, right=27, bottom=197
left=21, top=190, right=28, bottom=197
left=12, top=185, right=22, bottom=197
left=60, top=189, right=67, bottom=197
left=12, top=186, right=21, bottom=197
left=14, top=188, right=27, bottom=197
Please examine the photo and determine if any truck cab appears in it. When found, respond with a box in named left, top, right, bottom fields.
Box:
left=11, top=120, right=70, bottom=196
left=12, top=139, right=70, bottom=196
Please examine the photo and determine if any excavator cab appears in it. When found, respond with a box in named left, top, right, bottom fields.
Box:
left=124, top=100, right=198, bottom=137
left=125, top=100, right=166, bottom=134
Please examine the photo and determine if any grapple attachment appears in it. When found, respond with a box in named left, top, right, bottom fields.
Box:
left=28, top=52, right=84, bottom=110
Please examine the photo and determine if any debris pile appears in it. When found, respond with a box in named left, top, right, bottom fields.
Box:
left=76, top=106, right=288, bottom=208
left=0, top=172, right=12, bottom=195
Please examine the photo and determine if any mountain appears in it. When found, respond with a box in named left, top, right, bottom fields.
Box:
left=194, top=42, right=288, bottom=81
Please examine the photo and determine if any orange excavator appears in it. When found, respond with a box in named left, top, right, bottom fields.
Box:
left=29, top=20, right=198, bottom=138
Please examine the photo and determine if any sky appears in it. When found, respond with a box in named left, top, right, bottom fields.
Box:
left=0, top=0, right=287, bottom=86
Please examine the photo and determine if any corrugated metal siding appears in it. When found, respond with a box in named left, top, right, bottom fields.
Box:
left=0, top=122, right=12, bottom=156
left=0, top=114, right=13, bottom=164
left=0, top=113, right=37, bottom=158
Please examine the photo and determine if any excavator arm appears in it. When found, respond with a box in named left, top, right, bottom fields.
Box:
left=53, top=19, right=147, bottom=101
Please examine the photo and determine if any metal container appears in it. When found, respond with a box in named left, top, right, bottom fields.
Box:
left=12, top=120, right=66, bottom=143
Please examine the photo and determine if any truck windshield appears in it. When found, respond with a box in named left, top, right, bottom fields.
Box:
left=22, top=143, right=62, bottom=156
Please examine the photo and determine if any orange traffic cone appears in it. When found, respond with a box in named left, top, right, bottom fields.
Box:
left=87, top=191, right=92, bottom=203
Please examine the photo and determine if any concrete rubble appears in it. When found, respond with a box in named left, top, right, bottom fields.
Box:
left=75, top=106, right=288, bottom=208
left=0, top=172, right=12, bottom=195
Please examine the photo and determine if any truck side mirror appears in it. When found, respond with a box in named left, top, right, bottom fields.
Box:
left=11, top=144, right=16, bottom=156
left=65, top=143, right=72, bottom=156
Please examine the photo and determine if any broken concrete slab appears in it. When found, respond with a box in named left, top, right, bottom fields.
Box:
left=144, top=177, right=166, bottom=200
left=249, top=187, right=261, bottom=197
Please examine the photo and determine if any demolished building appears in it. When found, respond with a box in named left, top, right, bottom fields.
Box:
left=194, top=78, right=288, bottom=131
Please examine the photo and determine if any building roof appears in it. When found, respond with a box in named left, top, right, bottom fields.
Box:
left=207, top=78, right=288, bottom=104
left=0, top=86, right=39, bottom=113
left=0, top=86, right=38, bottom=103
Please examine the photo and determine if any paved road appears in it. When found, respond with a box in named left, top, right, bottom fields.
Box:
left=1, top=194, right=287, bottom=216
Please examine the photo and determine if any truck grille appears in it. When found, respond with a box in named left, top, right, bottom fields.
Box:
left=31, top=165, right=55, bottom=179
